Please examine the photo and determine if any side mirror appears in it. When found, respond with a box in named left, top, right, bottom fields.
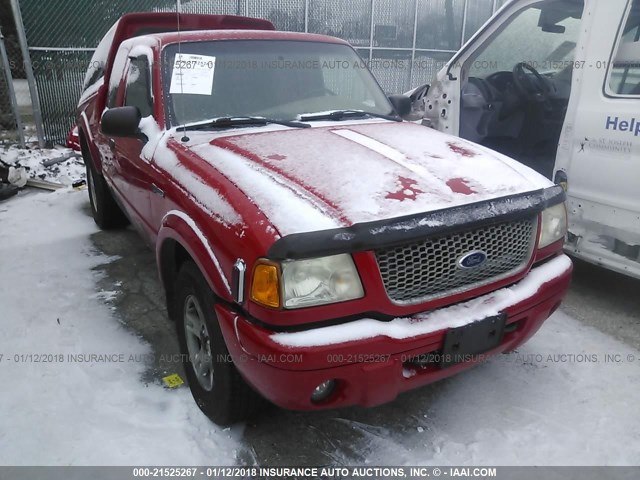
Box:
left=405, top=83, right=430, bottom=102
left=388, top=94, right=412, bottom=118
left=101, top=106, right=142, bottom=138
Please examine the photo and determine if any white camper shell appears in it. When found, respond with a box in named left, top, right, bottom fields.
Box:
left=413, top=0, right=640, bottom=279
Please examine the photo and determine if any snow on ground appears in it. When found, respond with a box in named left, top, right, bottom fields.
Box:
left=0, top=189, right=241, bottom=465
left=347, top=310, right=640, bottom=466
left=0, top=144, right=85, bottom=186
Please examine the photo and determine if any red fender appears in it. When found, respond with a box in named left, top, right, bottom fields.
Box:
left=156, top=210, right=233, bottom=302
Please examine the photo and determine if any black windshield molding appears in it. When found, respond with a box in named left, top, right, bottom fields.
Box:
left=268, top=185, right=566, bottom=260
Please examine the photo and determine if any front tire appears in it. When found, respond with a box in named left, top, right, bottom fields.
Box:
left=175, top=261, right=262, bottom=425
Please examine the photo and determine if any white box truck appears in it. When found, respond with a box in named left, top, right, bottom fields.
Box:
left=411, top=0, right=640, bottom=279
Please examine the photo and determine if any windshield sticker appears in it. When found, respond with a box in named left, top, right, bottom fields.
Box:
left=169, top=53, right=216, bottom=95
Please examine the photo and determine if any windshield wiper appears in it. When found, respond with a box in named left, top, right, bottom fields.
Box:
left=299, top=110, right=402, bottom=122
left=182, top=116, right=310, bottom=131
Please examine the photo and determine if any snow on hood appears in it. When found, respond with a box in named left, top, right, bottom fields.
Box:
left=181, top=121, right=552, bottom=237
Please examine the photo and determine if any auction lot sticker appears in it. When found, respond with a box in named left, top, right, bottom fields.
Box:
left=169, top=53, right=216, bottom=95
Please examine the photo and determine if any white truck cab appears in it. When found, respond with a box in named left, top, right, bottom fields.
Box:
left=413, top=0, right=640, bottom=279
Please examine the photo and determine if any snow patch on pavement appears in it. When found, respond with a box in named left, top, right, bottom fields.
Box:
left=0, top=145, right=85, bottom=185
left=0, top=190, right=241, bottom=465
left=345, top=311, right=640, bottom=466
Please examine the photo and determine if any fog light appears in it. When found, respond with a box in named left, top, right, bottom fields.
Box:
left=310, top=379, right=336, bottom=403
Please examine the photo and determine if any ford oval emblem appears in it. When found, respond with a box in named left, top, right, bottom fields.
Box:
left=458, top=250, right=488, bottom=269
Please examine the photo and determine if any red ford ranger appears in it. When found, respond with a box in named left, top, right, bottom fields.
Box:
left=76, top=13, right=573, bottom=425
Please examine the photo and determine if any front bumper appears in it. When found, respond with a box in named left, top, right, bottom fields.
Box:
left=215, top=254, right=573, bottom=410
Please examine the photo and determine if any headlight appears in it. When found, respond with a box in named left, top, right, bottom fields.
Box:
left=282, top=254, right=364, bottom=308
left=539, top=203, right=567, bottom=249
left=251, top=254, right=364, bottom=309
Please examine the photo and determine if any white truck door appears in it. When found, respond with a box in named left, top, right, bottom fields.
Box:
left=556, top=0, right=640, bottom=278
left=423, top=0, right=585, bottom=180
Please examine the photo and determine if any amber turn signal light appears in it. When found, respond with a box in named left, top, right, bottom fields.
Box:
left=251, top=262, right=281, bottom=309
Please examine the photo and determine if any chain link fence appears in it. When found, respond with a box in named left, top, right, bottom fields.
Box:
left=11, top=0, right=508, bottom=146
left=0, top=9, right=27, bottom=146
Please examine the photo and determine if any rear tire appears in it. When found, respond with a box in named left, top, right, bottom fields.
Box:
left=83, top=143, right=129, bottom=229
left=175, top=261, right=262, bottom=425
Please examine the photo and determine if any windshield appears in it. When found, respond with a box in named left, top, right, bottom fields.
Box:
left=162, top=40, right=393, bottom=126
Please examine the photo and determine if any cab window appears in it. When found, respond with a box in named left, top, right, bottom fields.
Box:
left=608, top=0, right=640, bottom=95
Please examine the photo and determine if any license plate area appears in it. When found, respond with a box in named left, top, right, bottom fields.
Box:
left=440, top=313, right=507, bottom=369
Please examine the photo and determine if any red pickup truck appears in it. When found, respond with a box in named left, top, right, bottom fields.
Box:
left=76, top=12, right=572, bottom=425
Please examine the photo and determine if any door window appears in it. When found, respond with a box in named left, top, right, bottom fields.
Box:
left=468, top=0, right=584, bottom=79
left=458, top=0, right=584, bottom=179
left=608, top=0, right=640, bottom=96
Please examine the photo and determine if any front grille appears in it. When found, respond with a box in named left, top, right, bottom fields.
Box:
left=375, top=217, right=537, bottom=305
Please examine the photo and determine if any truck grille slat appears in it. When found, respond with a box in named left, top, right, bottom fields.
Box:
left=375, top=218, right=537, bottom=305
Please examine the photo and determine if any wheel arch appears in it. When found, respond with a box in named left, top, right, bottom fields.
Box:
left=157, top=211, right=233, bottom=320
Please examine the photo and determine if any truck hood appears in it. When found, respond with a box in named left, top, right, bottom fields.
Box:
left=178, top=121, right=552, bottom=237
